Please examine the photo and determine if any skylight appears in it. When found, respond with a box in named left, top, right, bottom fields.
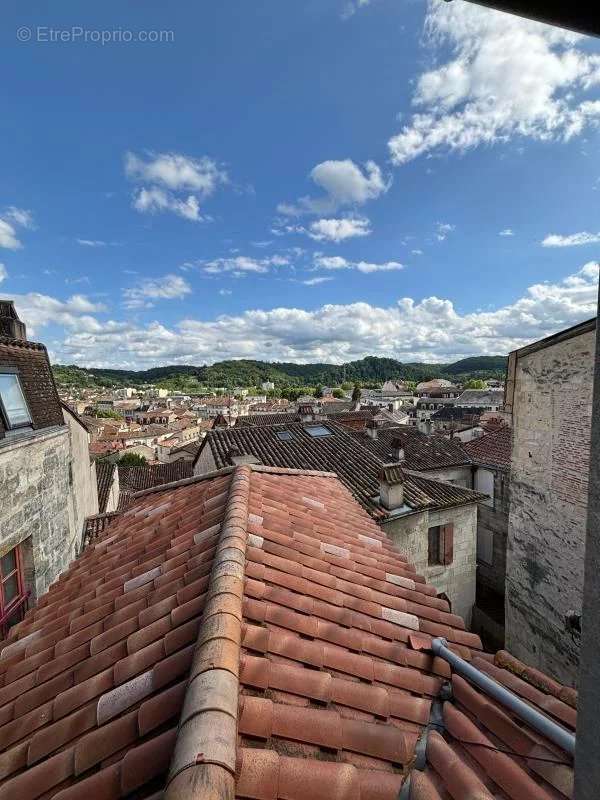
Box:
left=305, top=425, right=333, bottom=438
left=276, top=430, right=294, bottom=441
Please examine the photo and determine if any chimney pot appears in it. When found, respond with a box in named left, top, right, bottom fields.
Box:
left=366, top=420, right=378, bottom=439
left=390, top=437, right=405, bottom=462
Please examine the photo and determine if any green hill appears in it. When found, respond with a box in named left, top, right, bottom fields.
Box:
left=53, top=354, right=507, bottom=390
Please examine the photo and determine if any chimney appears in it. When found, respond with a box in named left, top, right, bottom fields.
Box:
left=366, top=419, right=378, bottom=439
left=390, top=436, right=405, bottom=463
left=226, top=447, right=261, bottom=467
left=298, top=404, right=315, bottom=423
left=0, top=300, right=27, bottom=340
left=379, top=464, right=406, bottom=511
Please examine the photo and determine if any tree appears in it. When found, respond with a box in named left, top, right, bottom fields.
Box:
left=464, top=379, right=487, bottom=389
left=119, top=452, right=148, bottom=466
left=332, top=388, right=344, bottom=398
left=94, top=409, right=123, bottom=420
left=340, top=382, right=354, bottom=391
left=314, top=384, right=324, bottom=399
left=351, top=384, right=361, bottom=403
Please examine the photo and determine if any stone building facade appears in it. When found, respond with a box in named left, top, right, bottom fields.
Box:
left=0, top=303, right=98, bottom=629
left=504, top=317, right=595, bottom=685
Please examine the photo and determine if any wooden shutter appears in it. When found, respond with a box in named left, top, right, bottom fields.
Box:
left=442, top=524, right=454, bottom=565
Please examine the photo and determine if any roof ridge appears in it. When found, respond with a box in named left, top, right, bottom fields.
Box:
left=165, top=464, right=251, bottom=800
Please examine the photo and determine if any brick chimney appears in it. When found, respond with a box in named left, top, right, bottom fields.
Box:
left=0, top=300, right=27, bottom=340
left=379, top=464, right=406, bottom=511
left=390, top=436, right=405, bottom=463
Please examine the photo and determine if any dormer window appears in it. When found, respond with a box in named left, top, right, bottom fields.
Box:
left=0, top=372, right=32, bottom=430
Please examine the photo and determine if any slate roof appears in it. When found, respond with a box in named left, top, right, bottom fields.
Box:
left=237, top=412, right=299, bottom=427
left=348, top=425, right=471, bottom=472
left=456, top=388, right=505, bottom=406
left=0, top=465, right=576, bottom=800
left=95, top=462, right=116, bottom=514
left=237, top=409, right=376, bottom=430
left=463, top=425, right=512, bottom=470
left=196, top=421, right=483, bottom=518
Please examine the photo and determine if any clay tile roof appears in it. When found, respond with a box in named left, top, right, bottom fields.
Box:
left=196, top=422, right=482, bottom=518
left=348, top=425, right=471, bottom=471
left=237, top=412, right=300, bottom=427
left=95, top=462, right=116, bottom=514
left=463, top=425, right=512, bottom=469
left=117, top=462, right=194, bottom=509
left=0, top=464, right=575, bottom=800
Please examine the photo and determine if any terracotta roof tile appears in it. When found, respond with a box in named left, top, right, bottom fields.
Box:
left=0, top=465, right=576, bottom=800
left=463, top=424, right=512, bottom=469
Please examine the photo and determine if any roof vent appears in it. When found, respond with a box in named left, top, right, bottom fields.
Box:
left=226, top=447, right=261, bottom=467
left=379, top=463, right=406, bottom=510
left=0, top=300, right=27, bottom=340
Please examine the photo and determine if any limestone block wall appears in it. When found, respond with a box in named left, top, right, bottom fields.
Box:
left=506, top=325, right=594, bottom=685
left=0, top=427, right=76, bottom=598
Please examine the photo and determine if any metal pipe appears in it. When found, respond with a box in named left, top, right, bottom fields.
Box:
left=431, top=638, right=576, bottom=756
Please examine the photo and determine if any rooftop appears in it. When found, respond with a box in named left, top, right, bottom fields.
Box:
left=0, top=465, right=576, bottom=800
left=95, top=462, right=116, bottom=514
left=463, top=424, right=512, bottom=470
left=348, top=425, right=471, bottom=472
left=117, top=461, right=194, bottom=508
left=196, top=421, right=482, bottom=518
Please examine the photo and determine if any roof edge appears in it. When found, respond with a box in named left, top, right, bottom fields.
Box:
left=165, top=464, right=251, bottom=800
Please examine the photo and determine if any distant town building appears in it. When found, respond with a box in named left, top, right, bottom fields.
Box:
left=504, top=317, right=595, bottom=684
left=455, top=388, right=504, bottom=411
left=261, top=380, right=275, bottom=391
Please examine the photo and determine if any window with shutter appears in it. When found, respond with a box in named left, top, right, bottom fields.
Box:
left=442, top=523, right=454, bottom=565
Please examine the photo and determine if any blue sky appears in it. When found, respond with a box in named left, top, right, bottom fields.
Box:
left=1, top=0, right=600, bottom=367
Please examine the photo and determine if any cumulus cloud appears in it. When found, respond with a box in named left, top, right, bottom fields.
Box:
left=279, top=159, right=389, bottom=217
left=125, top=151, right=227, bottom=222
left=0, top=264, right=7, bottom=284
left=0, top=207, right=33, bottom=250
left=123, top=274, right=192, bottom=309
left=21, top=262, right=598, bottom=369
left=388, top=1, right=600, bottom=165
left=499, top=229, right=515, bottom=237
left=307, top=217, right=372, bottom=242
left=542, top=231, right=600, bottom=247
left=313, top=255, right=403, bottom=273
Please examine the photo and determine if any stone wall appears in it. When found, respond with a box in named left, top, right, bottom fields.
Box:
left=506, top=324, right=594, bottom=685
left=421, top=465, right=472, bottom=487
left=194, top=444, right=218, bottom=475
left=63, top=408, right=98, bottom=546
left=383, top=502, right=477, bottom=623
left=0, top=427, right=77, bottom=598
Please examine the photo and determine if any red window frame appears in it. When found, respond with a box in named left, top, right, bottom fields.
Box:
left=0, top=545, right=29, bottom=636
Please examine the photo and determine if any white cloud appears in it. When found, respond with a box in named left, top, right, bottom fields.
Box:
left=499, top=229, right=515, bottom=237
left=307, top=217, right=372, bottom=242
left=412, top=249, right=424, bottom=255
left=0, top=264, right=7, bottom=284
left=202, top=254, right=290, bottom=276
left=11, top=262, right=598, bottom=367
left=123, top=274, right=192, bottom=309
left=542, top=231, right=600, bottom=247
left=279, top=159, right=389, bottom=217
left=314, top=254, right=403, bottom=273
left=125, top=151, right=227, bottom=194
left=388, top=1, right=600, bottom=165
left=77, top=239, right=108, bottom=247
left=219, top=289, right=232, bottom=296
left=341, top=0, right=371, bottom=20
left=303, top=277, right=334, bottom=286
left=4, top=207, right=34, bottom=229
left=125, top=151, right=227, bottom=222
left=435, top=222, right=455, bottom=241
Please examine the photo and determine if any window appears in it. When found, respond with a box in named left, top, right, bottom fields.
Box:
left=0, top=545, right=28, bottom=635
left=304, top=425, right=333, bottom=438
left=428, top=524, right=454, bottom=566
left=276, top=430, right=294, bottom=441
left=0, top=372, right=32, bottom=430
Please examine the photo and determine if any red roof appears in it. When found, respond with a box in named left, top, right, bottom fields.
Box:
left=0, top=465, right=575, bottom=799
left=463, top=424, right=512, bottom=469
